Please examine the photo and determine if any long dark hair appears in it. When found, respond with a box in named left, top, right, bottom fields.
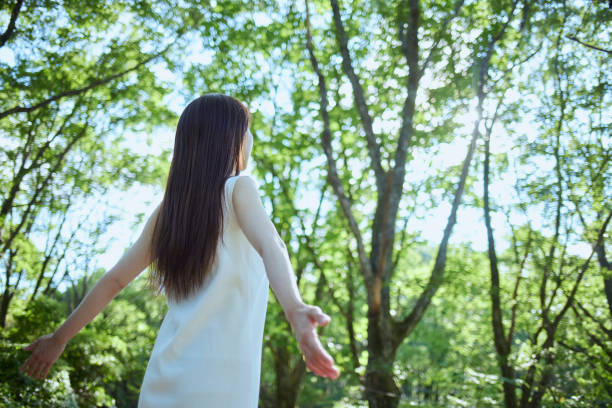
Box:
left=148, top=93, right=251, bottom=302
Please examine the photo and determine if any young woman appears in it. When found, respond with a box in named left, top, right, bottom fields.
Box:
left=20, top=93, right=340, bottom=406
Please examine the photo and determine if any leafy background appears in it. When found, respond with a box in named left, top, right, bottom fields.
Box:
left=1, top=0, right=610, bottom=407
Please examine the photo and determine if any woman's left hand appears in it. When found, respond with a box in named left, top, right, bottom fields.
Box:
left=20, top=333, right=66, bottom=380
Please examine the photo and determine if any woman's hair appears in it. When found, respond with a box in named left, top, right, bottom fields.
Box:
left=148, top=93, right=251, bottom=302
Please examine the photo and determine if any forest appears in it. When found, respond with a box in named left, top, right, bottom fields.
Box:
left=0, top=0, right=610, bottom=407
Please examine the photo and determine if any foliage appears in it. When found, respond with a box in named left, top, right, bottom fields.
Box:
left=1, top=0, right=610, bottom=407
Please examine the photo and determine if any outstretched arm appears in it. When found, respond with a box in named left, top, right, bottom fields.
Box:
left=53, top=203, right=160, bottom=343
left=20, top=203, right=161, bottom=379
left=233, top=175, right=340, bottom=380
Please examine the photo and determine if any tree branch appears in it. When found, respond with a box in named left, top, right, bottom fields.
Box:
left=566, top=35, right=611, bottom=54
left=305, top=0, right=374, bottom=285
left=0, top=45, right=171, bottom=120
left=0, top=0, right=24, bottom=47
left=329, top=0, right=385, bottom=187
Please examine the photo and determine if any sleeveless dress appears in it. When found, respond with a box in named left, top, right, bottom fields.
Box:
left=138, top=174, right=270, bottom=408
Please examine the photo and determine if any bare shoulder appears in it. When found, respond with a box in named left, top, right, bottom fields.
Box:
left=232, top=174, right=263, bottom=219
left=232, top=175, right=260, bottom=211
left=232, top=175, right=284, bottom=256
left=233, top=174, right=259, bottom=193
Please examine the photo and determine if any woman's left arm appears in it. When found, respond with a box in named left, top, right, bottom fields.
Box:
left=20, top=203, right=160, bottom=379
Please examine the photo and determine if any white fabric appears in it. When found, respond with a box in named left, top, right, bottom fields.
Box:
left=138, top=175, right=269, bottom=408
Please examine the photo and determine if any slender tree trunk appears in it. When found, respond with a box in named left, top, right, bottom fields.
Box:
left=484, top=122, right=517, bottom=408
left=271, top=344, right=305, bottom=408
left=0, top=288, right=12, bottom=328
left=594, top=241, right=612, bottom=317
left=364, top=310, right=400, bottom=407
left=0, top=249, right=16, bottom=328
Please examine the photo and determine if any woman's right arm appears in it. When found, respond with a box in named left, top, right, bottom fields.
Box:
left=232, top=175, right=339, bottom=380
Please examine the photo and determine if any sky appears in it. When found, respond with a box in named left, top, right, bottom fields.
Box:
left=0, top=4, right=598, bottom=294
left=86, top=44, right=593, bottom=285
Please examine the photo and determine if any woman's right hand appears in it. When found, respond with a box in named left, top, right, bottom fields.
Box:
left=285, top=303, right=340, bottom=379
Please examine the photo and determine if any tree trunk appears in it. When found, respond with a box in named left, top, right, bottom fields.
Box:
left=365, top=309, right=400, bottom=407
left=0, top=288, right=12, bottom=328
left=0, top=249, right=16, bottom=328
left=272, top=343, right=305, bottom=408
left=594, top=241, right=612, bottom=317
left=484, top=127, right=517, bottom=408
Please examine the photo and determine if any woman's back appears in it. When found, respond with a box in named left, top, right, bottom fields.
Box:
left=138, top=174, right=269, bottom=408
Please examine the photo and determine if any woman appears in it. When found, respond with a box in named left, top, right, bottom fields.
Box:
left=20, top=93, right=339, bottom=407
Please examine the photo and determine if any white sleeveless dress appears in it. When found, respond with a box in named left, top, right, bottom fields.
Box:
left=138, top=174, right=269, bottom=408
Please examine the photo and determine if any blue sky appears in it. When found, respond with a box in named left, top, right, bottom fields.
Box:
left=87, top=43, right=592, bottom=286
left=1, top=6, right=596, bottom=294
